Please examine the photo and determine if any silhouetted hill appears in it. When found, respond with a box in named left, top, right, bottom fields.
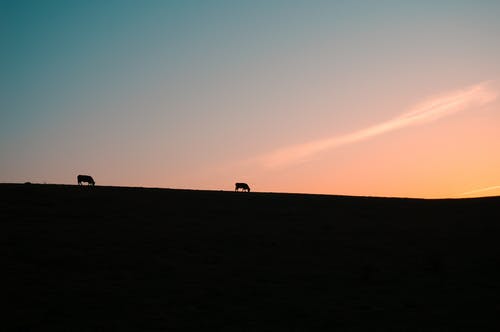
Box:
left=3, top=183, right=500, bottom=331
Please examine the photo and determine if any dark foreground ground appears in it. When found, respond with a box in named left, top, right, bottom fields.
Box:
left=3, top=183, right=500, bottom=331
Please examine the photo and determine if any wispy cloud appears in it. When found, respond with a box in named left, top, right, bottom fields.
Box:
left=260, top=82, right=497, bottom=168
left=457, top=185, right=500, bottom=197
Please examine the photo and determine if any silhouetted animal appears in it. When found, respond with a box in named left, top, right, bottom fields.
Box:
left=235, top=182, right=250, bottom=192
left=78, top=175, right=95, bottom=186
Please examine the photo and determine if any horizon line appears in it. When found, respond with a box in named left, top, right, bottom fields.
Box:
left=2, top=182, right=500, bottom=200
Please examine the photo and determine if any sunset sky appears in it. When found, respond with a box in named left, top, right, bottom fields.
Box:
left=2, top=1, right=500, bottom=198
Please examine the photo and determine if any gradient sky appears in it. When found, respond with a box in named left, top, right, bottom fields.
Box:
left=2, top=0, right=500, bottom=198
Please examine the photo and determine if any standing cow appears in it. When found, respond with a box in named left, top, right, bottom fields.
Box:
left=78, top=174, right=95, bottom=186
left=235, top=182, right=250, bottom=192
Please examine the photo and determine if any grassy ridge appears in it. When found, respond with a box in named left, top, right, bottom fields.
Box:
left=3, top=184, right=500, bottom=331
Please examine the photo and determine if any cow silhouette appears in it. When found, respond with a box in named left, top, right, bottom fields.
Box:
left=77, top=175, right=95, bottom=186
left=235, top=182, right=250, bottom=192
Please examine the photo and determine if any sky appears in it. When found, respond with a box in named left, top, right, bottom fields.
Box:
left=1, top=0, right=500, bottom=198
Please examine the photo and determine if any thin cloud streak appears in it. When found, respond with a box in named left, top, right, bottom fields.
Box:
left=457, top=185, right=500, bottom=197
left=260, top=82, right=497, bottom=168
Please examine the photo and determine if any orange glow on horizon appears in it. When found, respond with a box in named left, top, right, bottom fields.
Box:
left=456, top=186, right=500, bottom=198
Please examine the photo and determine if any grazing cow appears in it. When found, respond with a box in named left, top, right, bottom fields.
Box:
left=78, top=174, right=95, bottom=186
left=235, top=182, right=250, bottom=192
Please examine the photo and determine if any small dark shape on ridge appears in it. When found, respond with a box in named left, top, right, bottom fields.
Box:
left=78, top=174, right=95, bottom=186
left=235, top=182, right=250, bottom=192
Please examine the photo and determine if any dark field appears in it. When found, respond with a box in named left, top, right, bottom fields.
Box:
left=3, top=183, right=500, bottom=331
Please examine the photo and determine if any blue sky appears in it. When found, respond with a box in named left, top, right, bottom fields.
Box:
left=2, top=1, right=500, bottom=197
